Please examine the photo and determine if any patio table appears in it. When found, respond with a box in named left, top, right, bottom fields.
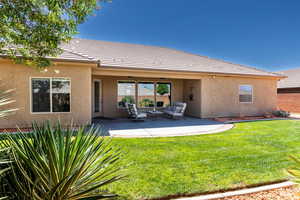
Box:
left=147, top=110, right=164, bottom=120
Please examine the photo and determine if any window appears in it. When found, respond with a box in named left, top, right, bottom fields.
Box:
left=32, top=78, right=51, bottom=112
left=117, top=81, right=136, bottom=108
left=156, top=83, right=171, bottom=107
left=239, top=85, right=253, bottom=103
left=138, top=82, right=155, bottom=108
left=52, top=78, right=71, bottom=112
left=94, top=81, right=100, bottom=112
left=31, top=78, right=71, bottom=113
left=117, top=81, right=172, bottom=108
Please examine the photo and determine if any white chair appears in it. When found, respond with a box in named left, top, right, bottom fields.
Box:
left=164, top=102, right=187, bottom=119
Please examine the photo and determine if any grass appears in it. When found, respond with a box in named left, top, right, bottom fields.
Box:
left=108, top=120, right=300, bottom=199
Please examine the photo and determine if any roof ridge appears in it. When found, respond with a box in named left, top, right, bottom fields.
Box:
left=62, top=48, right=99, bottom=61
left=276, top=67, right=300, bottom=73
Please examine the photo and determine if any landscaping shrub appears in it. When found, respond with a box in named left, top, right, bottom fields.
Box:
left=0, top=122, right=124, bottom=199
left=272, top=110, right=290, bottom=118
left=139, top=98, right=154, bottom=107
left=121, top=96, right=135, bottom=104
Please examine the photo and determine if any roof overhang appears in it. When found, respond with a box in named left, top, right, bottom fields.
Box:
left=95, top=65, right=286, bottom=80
left=0, top=55, right=100, bottom=65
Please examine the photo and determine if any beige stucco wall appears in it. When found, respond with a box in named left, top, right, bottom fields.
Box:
left=201, top=76, right=278, bottom=118
left=93, top=69, right=278, bottom=119
left=0, top=60, right=93, bottom=128
left=92, top=75, right=184, bottom=118
left=0, top=60, right=279, bottom=128
left=183, top=80, right=201, bottom=117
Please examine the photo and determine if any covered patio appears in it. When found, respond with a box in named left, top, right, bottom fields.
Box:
left=93, top=117, right=233, bottom=138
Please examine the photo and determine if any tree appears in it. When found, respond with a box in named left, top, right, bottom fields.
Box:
left=156, top=84, right=170, bottom=95
left=0, top=0, right=106, bottom=68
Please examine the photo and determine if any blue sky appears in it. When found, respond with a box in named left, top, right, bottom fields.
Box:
left=78, top=0, right=300, bottom=72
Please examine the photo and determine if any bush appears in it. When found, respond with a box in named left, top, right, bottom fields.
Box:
left=0, top=122, right=124, bottom=199
left=121, top=96, right=135, bottom=104
left=272, top=110, right=290, bottom=118
left=139, top=98, right=154, bottom=107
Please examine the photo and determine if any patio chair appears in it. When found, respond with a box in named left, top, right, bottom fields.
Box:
left=126, top=103, right=147, bottom=121
left=163, top=102, right=187, bottom=119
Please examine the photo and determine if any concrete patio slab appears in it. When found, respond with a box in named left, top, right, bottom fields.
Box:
left=93, top=117, right=233, bottom=138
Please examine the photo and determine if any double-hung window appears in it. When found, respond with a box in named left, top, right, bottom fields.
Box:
left=239, top=85, right=253, bottom=103
left=31, top=78, right=71, bottom=113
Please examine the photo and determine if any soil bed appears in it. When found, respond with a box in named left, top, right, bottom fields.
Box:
left=216, top=185, right=300, bottom=200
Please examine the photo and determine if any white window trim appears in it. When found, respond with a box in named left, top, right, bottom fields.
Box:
left=239, top=84, right=253, bottom=104
left=30, top=77, right=72, bottom=114
left=117, top=80, right=172, bottom=109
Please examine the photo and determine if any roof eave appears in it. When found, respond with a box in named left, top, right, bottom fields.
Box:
left=49, top=57, right=100, bottom=64
left=98, top=65, right=286, bottom=79
left=0, top=55, right=100, bottom=65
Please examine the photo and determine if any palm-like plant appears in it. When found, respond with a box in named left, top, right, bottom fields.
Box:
left=0, top=122, right=124, bottom=199
left=0, top=85, right=17, bottom=118
left=0, top=82, right=17, bottom=199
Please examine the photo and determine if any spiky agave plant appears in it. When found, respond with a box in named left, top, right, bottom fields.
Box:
left=0, top=86, right=17, bottom=118
left=0, top=82, right=17, bottom=199
left=0, top=122, right=124, bottom=199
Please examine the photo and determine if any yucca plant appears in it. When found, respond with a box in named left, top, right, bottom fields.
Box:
left=0, top=122, right=124, bottom=199
left=0, top=82, right=17, bottom=199
left=0, top=84, right=17, bottom=118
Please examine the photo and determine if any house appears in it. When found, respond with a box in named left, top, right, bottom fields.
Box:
left=277, top=68, right=300, bottom=113
left=0, top=38, right=284, bottom=128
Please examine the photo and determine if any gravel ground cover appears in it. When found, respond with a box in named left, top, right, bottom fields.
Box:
left=217, top=185, right=300, bottom=200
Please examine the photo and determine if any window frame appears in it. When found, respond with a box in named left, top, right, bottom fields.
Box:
left=117, top=80, right=137, bottom=109
left=156, top=82, right=172, bottom=108
left=137, top=81, right=155, bottom=108
left=239, top=84, right=253, bottom=104
left=30, top=77, right=72, bottom=114
left=117, top=80, right=172, bottom=109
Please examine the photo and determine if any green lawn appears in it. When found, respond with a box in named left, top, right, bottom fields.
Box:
left=110, top=120, right=300, bottom=199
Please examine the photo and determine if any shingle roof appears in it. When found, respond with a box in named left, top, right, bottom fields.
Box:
left=50, top=48, right=99, bottom=63
left=277, top=68, right=300, bottom=88
left=59, top=38, right=281, bottom=77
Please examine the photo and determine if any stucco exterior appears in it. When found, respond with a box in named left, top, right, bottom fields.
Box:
left=201, top=76, right=278, bottom=118
left=92, top=75, right=184, bottom=118
left=0, top=59, right=280, bottom=128
left=0, top=59, right=93, bottom=128
left=183, top=80, right=201, bottom=118
left=92, top=68, right=278, bottom=119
